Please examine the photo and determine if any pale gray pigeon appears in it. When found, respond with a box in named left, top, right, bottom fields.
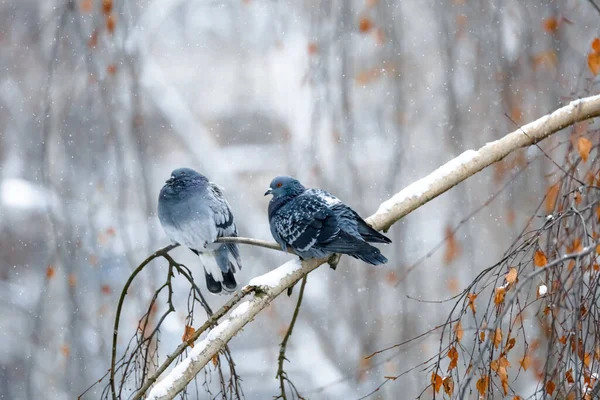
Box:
left=158, top=168, right=242, bottom=294
left=265, top=176, right=391, bottom=265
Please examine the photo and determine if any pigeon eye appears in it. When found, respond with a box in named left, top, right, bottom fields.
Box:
left=276, top=183, right=282, bottom=188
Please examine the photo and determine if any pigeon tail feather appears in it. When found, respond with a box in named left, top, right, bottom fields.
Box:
left=357, top=220, right=392, bottom=244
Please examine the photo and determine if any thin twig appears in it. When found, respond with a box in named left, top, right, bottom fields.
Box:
left=109, top=244, right=178, bottom=400
left=216, top=236, right=294, bottom=254
left=131, top=286, right=255, bottom=400
left=275, top=276, right=308, bottom=400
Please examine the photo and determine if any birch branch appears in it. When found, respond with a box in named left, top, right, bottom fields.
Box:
left=144, top=94, right=600, bottom=399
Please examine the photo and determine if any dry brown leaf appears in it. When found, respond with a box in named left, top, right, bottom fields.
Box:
left=494, top=287, right=506, bottom=305
left=543, top=17, right=559, bottom=33
left=68, top=274, right=77, bottom=288
left=431, top=372, right=443, bottom=393
left=505, top=267, right=518, bottom=284
left=589, top=52, right=600, bottom=75
left=358, top=17, right=374, bottom=33
left=476, top=376, right=488, bottom=397
left=534, top=249, right=548, bottom=267
left=545, top=184, right=559, bottom=213
left=520, top=354, right=531, bottom=371
left=442, top=375, right=454, bottom=396
left=106, top=13, right=116, bottom=34
left=506, top=338, right=516, bottom=353
left=101, top=284, right=111, bottom=294
left=498, top=365, right=509, bottom=395
left=447, top=347, right=458, bottom=371
left=46, top=265, right=56, bottom=279
left=566, top=368, right=574, bottom=384
left=444, top=225, right=461, bottom=264
left=546, top=380, right=556, bottom=396
left=454, top=321, right=464, bottom=342
left=212, top=354, right=219, bottom=366
left=467, top=293, right=477, bottom=315
left=102, top=0, right=113, bottom=14
left=578, top=138, right=593, bottom=162
left=493, top=328, right=502, bottom=349
left=182, top=325, right=196, bottom=348
left=80, top=0, right=93, bottom=13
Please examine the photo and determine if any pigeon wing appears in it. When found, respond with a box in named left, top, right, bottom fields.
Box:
left=273, top=194, right=341, bottom=253
left=207, top=183, right=242, bottom=267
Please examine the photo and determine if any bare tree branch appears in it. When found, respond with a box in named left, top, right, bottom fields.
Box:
left=141, top=94, right=600, bottom=399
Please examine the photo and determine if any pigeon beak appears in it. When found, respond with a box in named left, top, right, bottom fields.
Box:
left=264, top=188, right=272, bottom=196
left=166, top=177, right=174, bottom=185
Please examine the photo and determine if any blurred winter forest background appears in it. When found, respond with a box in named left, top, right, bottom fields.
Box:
left=2, top=0, right=600, bottom=399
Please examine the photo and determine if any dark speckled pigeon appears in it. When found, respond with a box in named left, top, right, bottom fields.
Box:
left=158, top=168, right=242, bottom=294
left=265, top=176, right=391, bottom=265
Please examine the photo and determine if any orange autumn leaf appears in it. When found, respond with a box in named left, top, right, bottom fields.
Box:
left=476, top=376, right=489, bottom=396
left=545, top=184, right=559, bottom=213
left=584, top=352, right=592, bottom=367
left=493, top=328, right=502, bottom=349
left=442, top=375, right=454, bottom=396
left=307, top=42, right=319, bottom=55
left=498, top=365, right=509, bottom=395
left=385, top=271, right=399, bottom=286
left=506, top=337, right=516, bottom=353
left=520, top=354, right=531, bottom=371
left=578, top=137, right=593, bottom=162
left=505, top=267, right=518, bottom=284
left=358, top=17, right=374, bottom=33
left=559, top=335, right=567, bottom=345
left=467, top=293, right=477, bottom=315
left=589, top=52, right=600, bottom=75
left=566, top=393, right=576, bottom=400
left=447, top=277, right=460, bottom=293
left=80, top=0, right=93, bottom=13
left=443, top=225, right=461, bottom=264
left=543, top=17, right=559, bottom=33
left=454, top=321, right=464, bottom=342
left=101, top=284, right=111, bottom=294
left=494, top=287, right=506, bottom=306
left=182, top=325, right=196, bottom=348
left=593, top=38, right=600, bottom=52
left=46, top=265, right=56, bottom=279
left=533, top=51, right=557, bottom=68
left=431, top=372, right=443, bottom=393
left=575, top=191, right=582, bottom=205
left=479, top=330, right=485, bottom=342
left=513, top=397, right=523, bottom=400
left=106, top=13, right=116, bottom=34
left=566, top=368, right=574, bottom=384
left=546, top=380, right=556, bottom=396
left=534, top=249, right=548, bottom=267
left=212, top=354, right=219, bottom=366
left=61, top=344, right=70, bottom=357
left=88, top=29, right=99, bottom=48
left=447, top=347, right=459, bottom=372
left=567, top=237, right=583, bottom=253
left=102, top=0, right=113, bottom=14
left=107, top=64, right=117, bottom=76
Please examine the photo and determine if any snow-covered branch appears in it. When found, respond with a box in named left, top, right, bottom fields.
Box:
left=144, top=94, right=600, bottom=399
